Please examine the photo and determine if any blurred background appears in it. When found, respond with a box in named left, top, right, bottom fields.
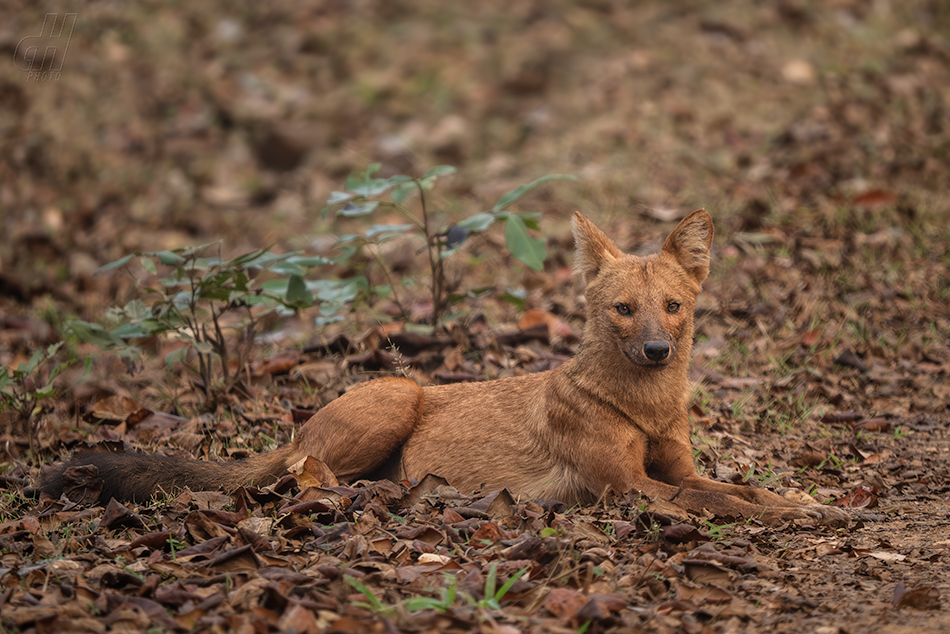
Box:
left=1, top=0, right=948, bottom=331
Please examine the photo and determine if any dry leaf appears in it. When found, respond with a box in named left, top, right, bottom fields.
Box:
left=83, top=396, right=152, bottom=426
left=288, top=456, right=339, bottom=488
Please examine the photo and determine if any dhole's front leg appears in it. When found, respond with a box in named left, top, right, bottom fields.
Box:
left=647, top=433, right=850, bottom=526
left=597, top=438, right=828, bottom=525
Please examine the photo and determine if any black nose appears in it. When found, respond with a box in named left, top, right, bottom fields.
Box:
left=643, top=341, right=670, bottom=362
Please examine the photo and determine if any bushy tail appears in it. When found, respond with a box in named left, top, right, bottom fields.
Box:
left=40, top=444, right=301, bottom=505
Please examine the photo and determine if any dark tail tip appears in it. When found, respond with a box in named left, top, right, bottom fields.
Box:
left=40, top=449, right=166, bottom=505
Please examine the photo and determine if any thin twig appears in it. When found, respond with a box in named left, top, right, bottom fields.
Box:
left=415, top=179, right=445, bottom=326
left=368, top=246, right=410, bottom=321
left=211, top=304, right=229, bottom=388
left=667, top=482, right=685, bottom=502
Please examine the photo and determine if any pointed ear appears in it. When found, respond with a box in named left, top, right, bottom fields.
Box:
left=661, top=209, right=714, bottom=285
left=572, top=211, right=624, bottom=284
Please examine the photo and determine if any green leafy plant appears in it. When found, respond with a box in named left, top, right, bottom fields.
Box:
left=324, top=164, right=575, bottom=325
left=815, top=453, right=844, bottom=470
left=67, top=244, right=335, bottom=409
left=644, top=520, right=663, bottom=542
left=345, top=562, right=529, bottom=615
left=478, top=562, right=529, bottom=610
left=742, top=460, right=782, bottom=487
left=66, top=165, right=575, bottom=410
left=346, top=575, right=389, bottom=613
left=702, top=519, right=738, bottom=541
left=0, top=342, right=83, bottom=455
left=167, top=536, right=187, bottom=561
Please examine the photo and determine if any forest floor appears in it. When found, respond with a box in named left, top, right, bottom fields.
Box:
left=1, top=1, right=949, bottom=632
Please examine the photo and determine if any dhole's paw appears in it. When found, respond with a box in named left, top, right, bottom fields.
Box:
left=756, top=506, right=823, bottom=525
left=776, top=489, right=852, bottom=527
left=746, top=487, right=799, bottom=508
left=807, top=504, right=850, bottom=527
left=778, top=487, right=824, bottom=506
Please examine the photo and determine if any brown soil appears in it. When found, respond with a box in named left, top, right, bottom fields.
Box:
left=1, top=1, right=949, bottom=632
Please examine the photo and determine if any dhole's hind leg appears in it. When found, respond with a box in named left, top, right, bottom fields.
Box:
left=295, top=377, right=424, bottom=480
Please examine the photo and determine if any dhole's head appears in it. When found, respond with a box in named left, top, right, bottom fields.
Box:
left=571, top=209, right=713, bottom=370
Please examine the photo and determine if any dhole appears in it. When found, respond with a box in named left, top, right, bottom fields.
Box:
left=42, top=210, right=848, bottom=526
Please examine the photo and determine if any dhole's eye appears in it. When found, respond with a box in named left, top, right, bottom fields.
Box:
left=667, top=302, right=680, bottom=314
left=615, top=303, right=631, bottom=316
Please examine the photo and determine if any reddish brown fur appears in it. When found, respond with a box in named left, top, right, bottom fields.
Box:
left=41, top=210, right=848, bottom=526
